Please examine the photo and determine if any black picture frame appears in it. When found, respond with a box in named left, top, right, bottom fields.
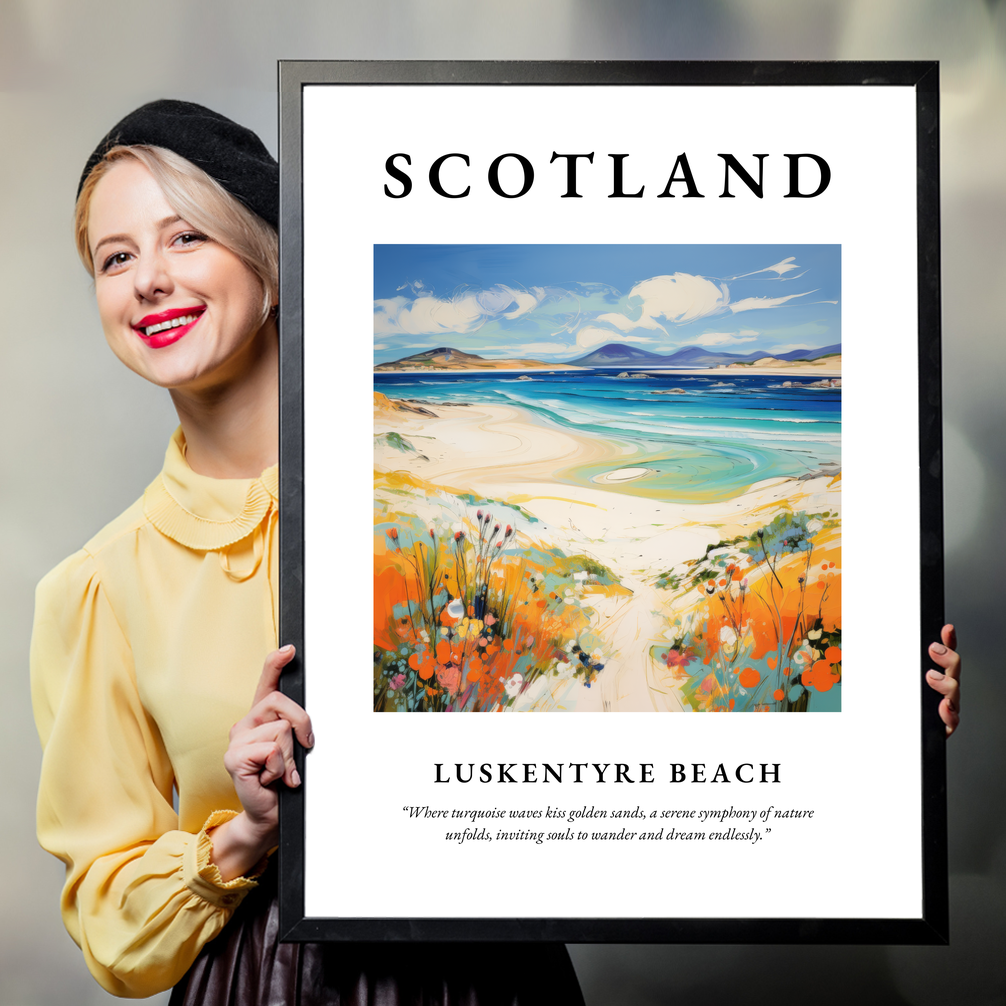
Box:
left=277, top=60, right=945, bottom=944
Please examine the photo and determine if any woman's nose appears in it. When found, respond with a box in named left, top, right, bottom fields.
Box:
left=133, top=249, right=173, bottom=302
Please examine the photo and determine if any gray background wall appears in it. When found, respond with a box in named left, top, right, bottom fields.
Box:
left=1, top=2, right=1002, bottom=1003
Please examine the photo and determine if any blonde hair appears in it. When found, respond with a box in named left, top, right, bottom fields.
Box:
left=75, top=145, right=278, bottom=323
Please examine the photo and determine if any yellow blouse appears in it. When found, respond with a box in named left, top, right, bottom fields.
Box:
left=31, top=429, right=279, bottom=998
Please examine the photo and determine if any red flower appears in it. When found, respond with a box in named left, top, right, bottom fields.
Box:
left=454, top=530, right=465, bottom=542
left=387, top=528, right=398, bottom=540
left=664, top=648, right=693, bottom=668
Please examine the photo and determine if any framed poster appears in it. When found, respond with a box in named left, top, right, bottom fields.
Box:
left=277, top=61, right=946, bottom=943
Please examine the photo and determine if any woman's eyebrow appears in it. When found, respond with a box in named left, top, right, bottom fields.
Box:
left=92, top=216, right=185, bottom=257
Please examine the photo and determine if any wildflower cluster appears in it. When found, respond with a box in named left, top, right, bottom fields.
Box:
left=654, top=510, right=841, bottom=712
left=374, top=511, right=610, bottom=711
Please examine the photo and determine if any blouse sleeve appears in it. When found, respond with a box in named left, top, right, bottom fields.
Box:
left=31, top=549, right=262, bottom=998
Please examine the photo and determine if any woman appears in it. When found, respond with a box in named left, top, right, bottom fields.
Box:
left=31, top=100, right=586, bottom=1003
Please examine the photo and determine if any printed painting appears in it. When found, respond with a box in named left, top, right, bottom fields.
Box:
left=373, top=245, right=841, bottom=713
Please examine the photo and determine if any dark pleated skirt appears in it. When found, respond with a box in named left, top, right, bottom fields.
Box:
left=169, top=869, right=584, bottom=1006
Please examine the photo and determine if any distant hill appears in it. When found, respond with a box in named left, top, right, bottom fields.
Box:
left=375, top=346, right=581, bottom=372
left=774, top=344, right=841, bottom=362
left=569, top=342, right=841, bottom=368
left=378, top=347, right=485, bottom=368
left=566, top=344, right=671, bottom=367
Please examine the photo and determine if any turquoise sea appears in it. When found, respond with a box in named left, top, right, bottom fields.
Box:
left=374, top=370, right=841, bottom=505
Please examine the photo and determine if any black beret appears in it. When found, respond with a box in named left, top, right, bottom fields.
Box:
left=77, top=99, right=278, bottom=228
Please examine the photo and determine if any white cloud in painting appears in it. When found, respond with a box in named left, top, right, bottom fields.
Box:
left=729, top=290, right=813, bottom=313
left=690, top=331, right=759, bottom=347
left=595, top=310, right=667, bottom=333
left=730, top=257, right=803, bottom=279
left=374, top=285, right=545, bottom=336
left=600, top=273, right=729, bottom=333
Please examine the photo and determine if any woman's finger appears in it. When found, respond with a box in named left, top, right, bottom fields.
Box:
left=928, top=641, right=961, bottom=682
left=925, top=668, right=959, bottom=703
left=256, top=742, right=287, bottom=787
left=243, top=690, right=314, bottom=749
left=942, top=624, right=957, bottom=651
left=224, top=738, right=287, bottom=787
left=939, top=698, right=961, bottom=737
left=231, top=720, right=297, bottom=788
left=252, top=644, right=296, bottom=707
left=926, top=667, right=960, bottom=737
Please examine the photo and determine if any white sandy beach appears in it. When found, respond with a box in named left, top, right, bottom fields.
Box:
left=375, top=394, right=841, bottom=711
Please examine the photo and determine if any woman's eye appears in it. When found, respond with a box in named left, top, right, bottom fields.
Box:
left=101, top=251, right=131, bottom=273
left=173, top=231, right=207, bottom=248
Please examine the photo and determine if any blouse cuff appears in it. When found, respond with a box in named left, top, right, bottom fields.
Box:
left=183, top=810, right=269, bottom=909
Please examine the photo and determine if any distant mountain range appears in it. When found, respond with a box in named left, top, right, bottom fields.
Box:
left=375, top=343, right=841, bottom=371
left=375, top=347, right=576, bottom=372
left=568, top=343, right=841, bottom=368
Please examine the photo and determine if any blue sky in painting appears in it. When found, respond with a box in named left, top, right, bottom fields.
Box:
left=373, top=245, right=840, bottom=364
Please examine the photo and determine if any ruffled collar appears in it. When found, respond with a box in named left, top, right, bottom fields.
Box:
left=143, top=428, right=278, bottom=551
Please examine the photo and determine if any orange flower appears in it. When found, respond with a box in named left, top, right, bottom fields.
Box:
left=825, top=646, right=842, bottom=663
left=435, top=639, right=451, bottom=663
left=738, top=668, right=760, bottom=688
left=408, top=650, right=435, bottom=680
left=804, top=660, right=838, bottom=693
left=773, top=688, right=785, bottom=701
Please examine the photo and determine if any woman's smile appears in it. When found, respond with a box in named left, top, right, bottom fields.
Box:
left=133, top=306, right=207, bottom=347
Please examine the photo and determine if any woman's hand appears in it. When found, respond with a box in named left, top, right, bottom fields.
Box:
left=926, top=624, right=961, bottom=738
left=209, top=645, right=314, bottom=881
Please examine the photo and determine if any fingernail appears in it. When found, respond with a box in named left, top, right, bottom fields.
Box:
left=928, top=669, right=944, bottom=679
left=946, top=700, right=956, bottom=713
left=931, top=643, right=947, bottom=654
left=292, top=768, right=301, bottom=787
left=307, top=732, right=315, bottom=748
left=280, top=644, right=295, bottom=654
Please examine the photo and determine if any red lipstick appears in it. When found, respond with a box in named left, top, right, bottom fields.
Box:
left=133, top=306, right=205, bottom=349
